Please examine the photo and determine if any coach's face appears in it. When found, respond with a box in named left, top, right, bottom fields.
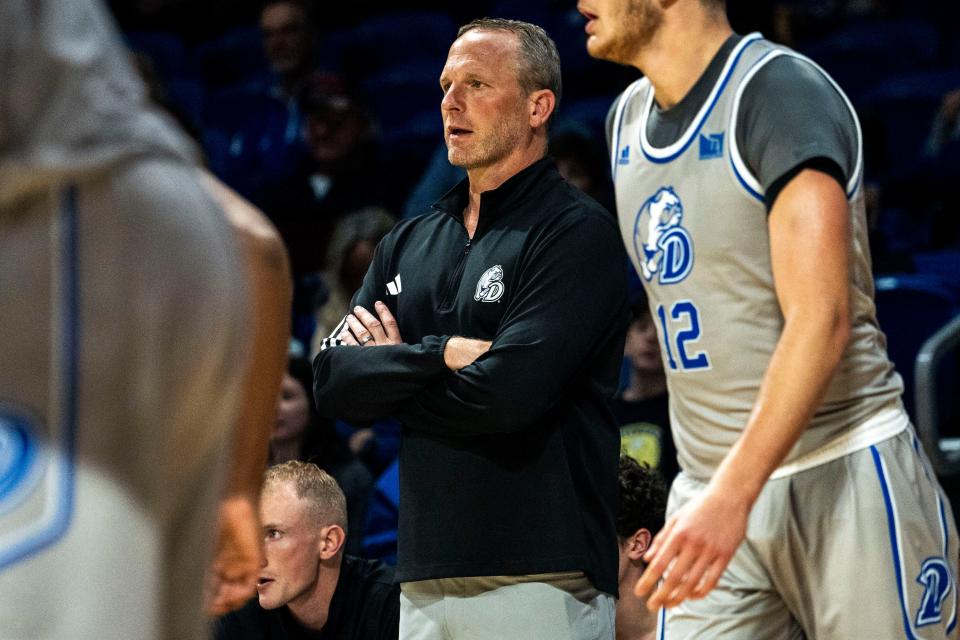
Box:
left=579, top=0, right=663, bottom=64
left=257, top=482, right=323, bottom=610
left=439, top=29, right=531, bottom=170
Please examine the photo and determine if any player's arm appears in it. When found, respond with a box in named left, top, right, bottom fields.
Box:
left=198, top=172, right=293, bottom=616
left=636, top=169, right=851, bottom=610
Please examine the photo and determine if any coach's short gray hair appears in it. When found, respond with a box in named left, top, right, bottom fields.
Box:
left=264, top=460, right=348, bottom=532
left=457, top=18, right=562, bottom=110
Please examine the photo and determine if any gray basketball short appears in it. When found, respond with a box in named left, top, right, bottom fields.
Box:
left=0, top=158, right=250, bottom=639
left=659, top=428, right=959, bottom=639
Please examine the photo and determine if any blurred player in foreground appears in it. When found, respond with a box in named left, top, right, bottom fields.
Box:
left=0, top=1, right=291, bottom=637
left=582, top=0, right=959, bottom=637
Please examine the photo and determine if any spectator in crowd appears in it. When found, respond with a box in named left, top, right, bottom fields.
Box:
left=261, top=0, right=318, bottom=100
left=272, top=357, right=373, bottom=556
left=306, top=206, right=402, bottom=480
left=265, top=73, right=384, bottom=285
left=312, top=207, right=397, bottom=350
left=616, top=455, right=668, bottom=640
left=214, top=461, right=399, bottom=640
left=314, top=18, right=627, bottom=638
left=401, top=143, right=465, bottom=219
left=925, top=89, right=960, bottom=158
left=549, top=127, right=615, bottom=213
left=611, top=277, right=677, bottom=484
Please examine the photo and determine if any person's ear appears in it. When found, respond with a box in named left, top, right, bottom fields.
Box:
left=318, top=524, right=346, bottom=560
left=528, top=89, right=556, bottom=129
left=627, top=528, right=653, bottom=562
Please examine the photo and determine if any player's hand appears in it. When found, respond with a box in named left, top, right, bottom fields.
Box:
left=340, top=302, right=402, bottom=346
left=204, top=494, right=264, bottom=617
left=634, top=486, right=750, bottom=611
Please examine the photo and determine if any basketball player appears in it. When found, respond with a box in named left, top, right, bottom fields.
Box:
left=581, top=0, right=959, bottom=637
left=0, top=1, right=291, bottom=638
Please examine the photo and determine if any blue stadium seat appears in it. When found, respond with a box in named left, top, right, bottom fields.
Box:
left=799, top=20, right=940, bottom=100
left=361, top=64, right=441, bottom=133
left=339, top=12, right=456, bottom=76
left=555, top=95, right=618, bottom=140
left=361, top=458, right=400, bottom=565
left=201, top=84, right=306, bottom=205
left=913, top=250, right=960, bottom=295
left=165, top=78, right=205, bottom=129
left=125, top=30, right=192, bottom=82
left=195, top=25, right=272, bottom=88
left=874, top=274, right=959, bottom=419
left=860, top=70, right=960, bottom=174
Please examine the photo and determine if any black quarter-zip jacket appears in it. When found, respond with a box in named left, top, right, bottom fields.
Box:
left=313, top=157, right=628, bottom=595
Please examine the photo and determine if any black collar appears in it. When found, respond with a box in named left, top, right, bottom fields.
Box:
left=431, top=156, right=560, bottom=229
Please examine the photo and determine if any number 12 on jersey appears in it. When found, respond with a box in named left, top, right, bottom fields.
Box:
left=656, top=300, right=711, bottom=371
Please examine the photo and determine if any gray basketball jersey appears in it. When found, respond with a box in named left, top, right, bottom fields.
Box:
left=610, top=34, right=904, bottom=480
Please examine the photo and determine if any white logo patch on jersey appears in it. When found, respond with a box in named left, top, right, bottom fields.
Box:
left=633, top=187, right=695, bottom=285
left=474, top=265, right=505, bottom=302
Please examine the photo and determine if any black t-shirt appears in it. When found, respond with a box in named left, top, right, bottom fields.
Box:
left=213, top=556, right=399, bottom=640
left=611, top=392, right=679, bottom=484
left=607, top=33, right=858, bottom=210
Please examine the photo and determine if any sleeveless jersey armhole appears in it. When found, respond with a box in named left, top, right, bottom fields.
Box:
left=728, top=50, right=865, bottom=204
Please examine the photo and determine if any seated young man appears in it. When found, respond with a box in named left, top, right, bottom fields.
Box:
left=214, top=461, right=399, bottom=640
left=616, top=455, right=668, bottom=640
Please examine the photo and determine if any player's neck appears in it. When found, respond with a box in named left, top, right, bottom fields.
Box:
left=635, top=13, right=732, bottom=110
left=286, top=563, right=341, bottom=631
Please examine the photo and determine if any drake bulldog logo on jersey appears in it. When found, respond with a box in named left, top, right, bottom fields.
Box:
left=633, top=187, right=694, bottom=285
left=475, top=265, right=505, bottom=302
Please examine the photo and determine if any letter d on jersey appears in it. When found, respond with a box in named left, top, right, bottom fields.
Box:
left=633, top=187, right=694, bottom=285
left=0, top=412, right=40, bottom=508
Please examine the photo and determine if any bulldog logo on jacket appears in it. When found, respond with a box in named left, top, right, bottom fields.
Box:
left=474, top=265, right=504, bottom=302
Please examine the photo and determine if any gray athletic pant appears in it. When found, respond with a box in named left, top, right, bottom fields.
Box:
left=659, top=428, right=959, bottom=639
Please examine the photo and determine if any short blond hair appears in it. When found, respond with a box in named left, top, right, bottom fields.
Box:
left=264, top=461, right=348, bottom=532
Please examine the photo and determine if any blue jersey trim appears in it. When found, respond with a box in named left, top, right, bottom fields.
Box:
left=730, top=156, right=765, bottom=202
left=658, top=605, right=666, bottom=639
left=937, top=485, right=957, bottom=633
left=640, top=35, right=763, bottom=165
left=612, top=82, right=645, bottom=182
left=0, top=185, right=79, bottom=570
left=871, top=445, right=919, bottom=640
